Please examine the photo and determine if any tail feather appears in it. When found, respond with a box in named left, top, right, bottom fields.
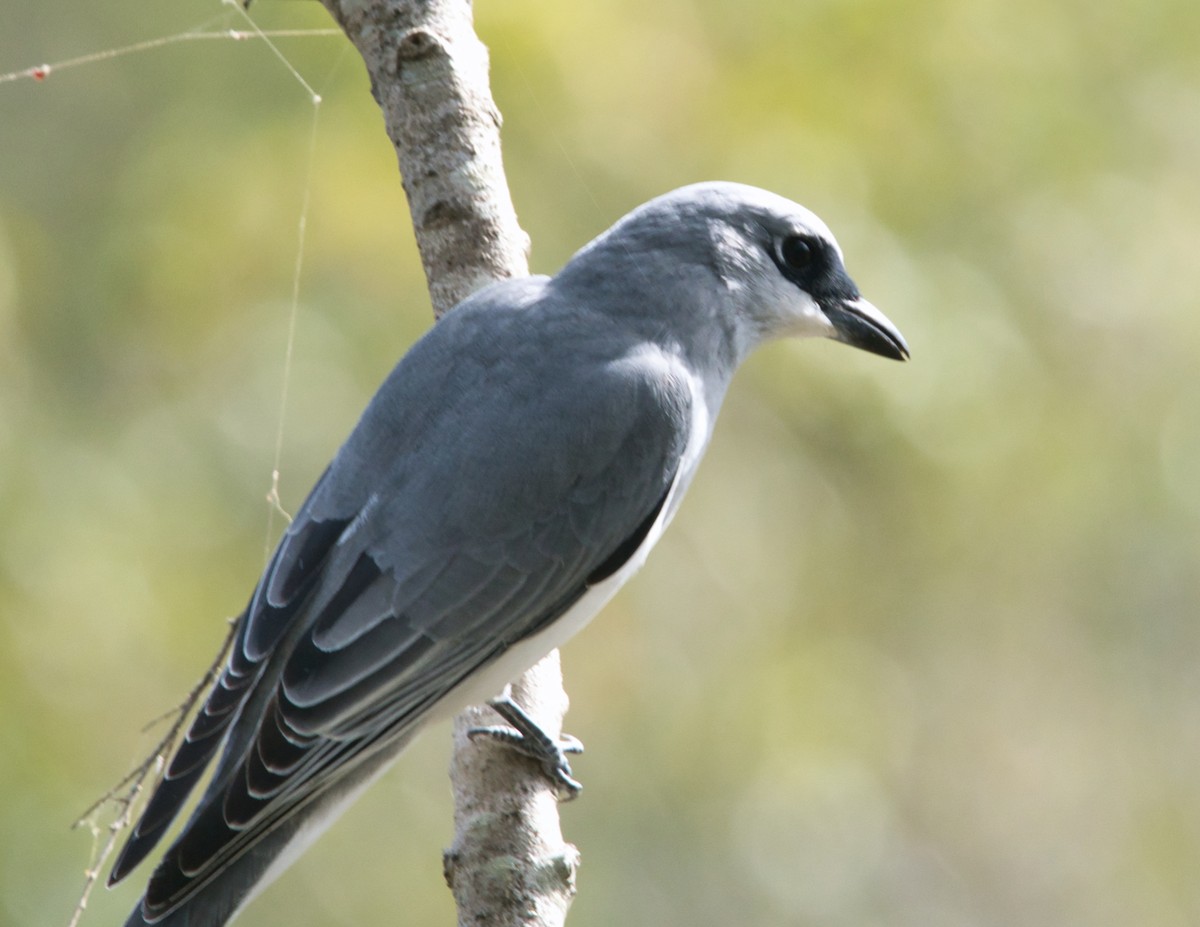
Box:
left=121, top=734, right=406, bottom=927
left=109, top=667, right=255, bottom=885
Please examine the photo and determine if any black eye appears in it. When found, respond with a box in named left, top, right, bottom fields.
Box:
left=778, top=234, right=817, bottom=272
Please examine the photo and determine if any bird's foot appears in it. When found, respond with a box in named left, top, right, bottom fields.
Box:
left=467, top=695, right=584, bottom=801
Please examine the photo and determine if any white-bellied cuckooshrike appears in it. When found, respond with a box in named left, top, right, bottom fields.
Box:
left=109, top=182, right=909, bottom=926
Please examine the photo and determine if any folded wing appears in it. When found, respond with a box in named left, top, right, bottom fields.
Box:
left=112, top=302, right=695, bottom=924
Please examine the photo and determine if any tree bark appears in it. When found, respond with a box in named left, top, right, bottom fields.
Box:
left=320, top=0, right=530, bottom=317
left=316, top=2, right=578, bottom=924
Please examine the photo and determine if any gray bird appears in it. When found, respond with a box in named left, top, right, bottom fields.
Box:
left=109, top=182, right=908, bottom=926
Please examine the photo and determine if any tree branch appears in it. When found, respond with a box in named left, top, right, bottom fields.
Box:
left=445, top=653, right=580, bottom=927
left=320, top=0, right=529, bottom=316
left=316, top=1, right=578, bottom=925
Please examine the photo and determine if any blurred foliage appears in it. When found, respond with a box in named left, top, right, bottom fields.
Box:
left=2, top=1, right=1199, bottom=926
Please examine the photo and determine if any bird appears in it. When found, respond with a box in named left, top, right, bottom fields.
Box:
left=108, top=181, right=908, bottom=926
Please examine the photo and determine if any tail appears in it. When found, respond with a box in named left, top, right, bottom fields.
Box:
left=121, top=798, right=314, bottom=927
left=120, top=735, right=407, bottom=927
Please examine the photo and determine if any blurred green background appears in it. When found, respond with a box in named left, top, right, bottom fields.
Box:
left=2, top=1, right=1198, bottom=925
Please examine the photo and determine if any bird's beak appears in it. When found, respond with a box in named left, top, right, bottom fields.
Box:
left=822, top=296, right=910, bottom=361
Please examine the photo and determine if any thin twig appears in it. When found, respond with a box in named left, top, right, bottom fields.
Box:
left=67, top=619, right=239, bottom=927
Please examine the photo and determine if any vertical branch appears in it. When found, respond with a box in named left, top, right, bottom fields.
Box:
left=445, top=653, right=580, bottom=927
left=316, top=1, right=578, bottom=925
left=320, top=0, right=529, bottom=317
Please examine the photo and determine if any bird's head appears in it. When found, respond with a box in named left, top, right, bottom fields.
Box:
left=694, top=182, right=910, bottom=363
left=581, top=182, right=909, bottom=367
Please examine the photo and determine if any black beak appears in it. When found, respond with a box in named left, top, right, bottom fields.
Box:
left=822, top=297, right=910, bottom=361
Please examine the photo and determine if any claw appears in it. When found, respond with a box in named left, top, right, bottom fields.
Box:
left=467, top=695, right=585, bottom=800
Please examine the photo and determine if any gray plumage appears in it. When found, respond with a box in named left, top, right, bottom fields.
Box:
left=109, top=182, right=908, bottom=926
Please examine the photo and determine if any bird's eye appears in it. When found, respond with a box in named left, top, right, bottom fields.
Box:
left=778, top=235, right=817, bottom=272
